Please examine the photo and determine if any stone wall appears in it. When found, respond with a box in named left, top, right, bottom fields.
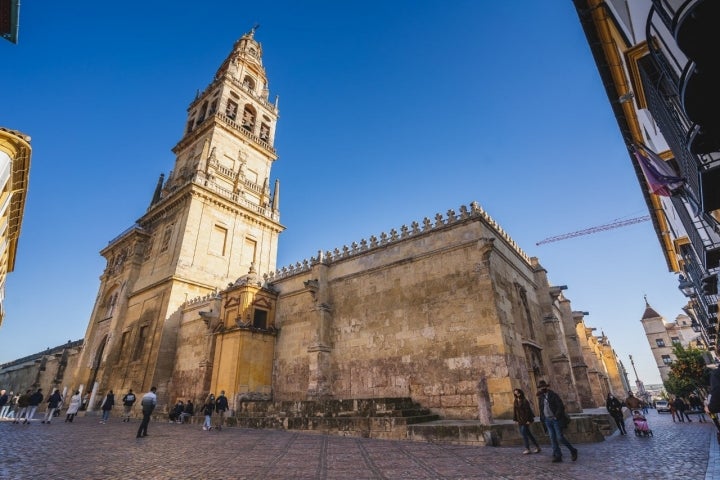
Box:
left=0, top=340, right=83, bottom=399
left=269, top=203, right=564, bottom=420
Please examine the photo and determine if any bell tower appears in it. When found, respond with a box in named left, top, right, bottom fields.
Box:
left=73, top=28, right=284, bottom=405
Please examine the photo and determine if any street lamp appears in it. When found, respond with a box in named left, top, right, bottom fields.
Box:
left=679, top=275, right=696, bottom=297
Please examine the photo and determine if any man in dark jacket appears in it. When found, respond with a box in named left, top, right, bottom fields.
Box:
left=122, top=389, right=136, bottom=422
left=537, top=380, right=578, bottom=463
left=673, top=396, right=692, bottom=422
left=42, top=389, right=63, bottom=424
left=215, top=390, right=229, bottom=431
left=13, top=390, right=31, bottom=424
left=24, top=388, right=44, bottom=424
left=606, top=393, right=627, bottom=435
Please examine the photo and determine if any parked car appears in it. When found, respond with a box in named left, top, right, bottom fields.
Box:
left=655, top=400, right=670, bottom=412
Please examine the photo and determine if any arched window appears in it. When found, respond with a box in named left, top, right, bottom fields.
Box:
left=243, top=75, right=256, bottom=90
left=259, top=123, right=270, bottom=142
left=103, top=289, right=119, bottom=319
left=197, top=101, right=209, bottom=124
left=225, top=100, right=238, bottom=121
left=242, top=105, right=256, bottom=132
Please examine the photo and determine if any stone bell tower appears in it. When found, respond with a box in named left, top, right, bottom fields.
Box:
left=72, top=27, right=284, bottom=406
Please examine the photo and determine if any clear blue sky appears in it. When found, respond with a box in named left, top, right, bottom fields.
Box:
left=1, top=1, right=687, bottom=385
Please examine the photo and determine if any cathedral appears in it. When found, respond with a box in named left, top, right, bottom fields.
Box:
left=1, top=30, right=627, bottom=426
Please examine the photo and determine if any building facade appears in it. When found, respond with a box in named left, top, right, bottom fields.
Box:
left=0, top=127, right=31, bottom=327
left=573, top=0, right=720, bottom=353
left=2, top=31, right=628, bottom=424
left=69, top=28, right=283, bottom=410
left=641, top=299, right=701, bottom=381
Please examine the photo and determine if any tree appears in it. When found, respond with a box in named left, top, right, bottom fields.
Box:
left=664, top=344, right=710, bottom=398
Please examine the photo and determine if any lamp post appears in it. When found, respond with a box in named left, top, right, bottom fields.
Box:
left=629, top=355, right=649, bottom=404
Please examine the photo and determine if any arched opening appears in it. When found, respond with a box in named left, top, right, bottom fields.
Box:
left=197, top=101, right=209, bottom=124
left=243, top=75, right=256, bottom=91
left=241, top=105, right=256, bottom=132
left=85, top=335, right=108, bottom=404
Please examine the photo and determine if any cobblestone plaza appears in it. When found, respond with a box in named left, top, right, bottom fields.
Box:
left=1, top=409, right=718, bottom=479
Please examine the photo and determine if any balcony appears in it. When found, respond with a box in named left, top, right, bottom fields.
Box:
left=700, top=164, right=720, bottom=212
left=648, top=0, right=720, bottom=154
left=673, top=0, right=720, bottom=64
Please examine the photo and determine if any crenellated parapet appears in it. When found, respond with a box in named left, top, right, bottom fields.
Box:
left=265, top=201, right=531, bottom=283
left=184, top=290, right=221, bottom=307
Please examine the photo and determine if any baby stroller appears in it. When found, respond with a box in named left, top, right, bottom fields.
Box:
left=632, top=411, right=653, bottom=437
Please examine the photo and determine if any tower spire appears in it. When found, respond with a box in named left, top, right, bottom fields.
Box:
left=150, top=173, right=164, bottom=207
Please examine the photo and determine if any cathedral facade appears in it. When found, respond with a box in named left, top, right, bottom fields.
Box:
left=1, top=31, right=627, bottom=422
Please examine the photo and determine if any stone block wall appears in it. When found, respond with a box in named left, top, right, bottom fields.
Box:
left=270, top=204, right=548, bottom=420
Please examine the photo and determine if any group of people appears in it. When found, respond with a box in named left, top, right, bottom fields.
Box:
left=200, top=390, right=229, bottom=431
left=2, top=384, right=234, bottom=439
left=668, top=394, right=708, bottom=423
left=168, top=399, right=194, bottom=423
left=512, top=380, right=578, bottom=463
left=0, top=387, right=87, bottom=424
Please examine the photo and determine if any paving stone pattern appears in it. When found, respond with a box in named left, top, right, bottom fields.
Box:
left=0, top=409, right=716, bottom=479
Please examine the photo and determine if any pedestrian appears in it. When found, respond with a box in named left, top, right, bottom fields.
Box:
left=0, top=389, right=8, bottom=418
left=513, top=388, right=541, bottom=454
left=4, top=391, right=16, bottom=419
left=42, top=388, right=63, bottom=424
left=169, top=400, right=184, bottom=423
left=65, top=390, right=82, bottom=422
left=136, top=386, right=157, bottom=438
left=674, top=397, right=692, bottom=422
left=100, top=390, right=115, bottom=424
left=215, top=390, right=229, bottom=431
left=537, top=380, right=578, bottom=463
left=121, top=389, right=136, bottom=422
left=689, top=394, right=707, bottom=423
left=606, top=392, right=627, bottom=435
left=625, top=391, right=642, bottom=411
left=202, top=393, right=215, bottom=431
left=669, top=398, right=678, bottom=422
left=24, top=388, right=44, bottom=424
left=180, top=399, right=194, bottom=423
left=12, top=390, right=31, bottom=424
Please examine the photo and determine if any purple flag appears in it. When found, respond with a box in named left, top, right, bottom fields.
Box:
left=633, top=144, right=685, bottom=197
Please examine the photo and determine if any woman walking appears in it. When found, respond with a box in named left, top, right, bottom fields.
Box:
left=202, top=393, right=215, bottom=431
left=65, top=390, right=82, bottom=422
left=513, top=388, right=541, bottom=454
left=606, top=392, right=627, bottom=435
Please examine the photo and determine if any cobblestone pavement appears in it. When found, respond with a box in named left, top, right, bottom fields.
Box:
left=0, top=409, right=716, bottom=479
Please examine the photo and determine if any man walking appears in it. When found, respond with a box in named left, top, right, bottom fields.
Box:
left=537, top=380, right=578, bottom=463
left=136, top=387, right=157, bottom=438
left=24, top=388, right=44, bottom=424
left=42, top=388, right=63, bottom=424
left=122, top=389, right=136, bottom=422
left=215, top=390, right=229, bottom=431
left=625, top=391, right=642, bottom=411
left=12, top=390, right=31, bottom=424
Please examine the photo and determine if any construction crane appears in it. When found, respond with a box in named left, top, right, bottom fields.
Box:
left=536, top=215, right=651, bottom=246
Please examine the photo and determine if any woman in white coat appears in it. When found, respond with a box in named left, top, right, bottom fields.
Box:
left=65, top=390, right=82, bottom=423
